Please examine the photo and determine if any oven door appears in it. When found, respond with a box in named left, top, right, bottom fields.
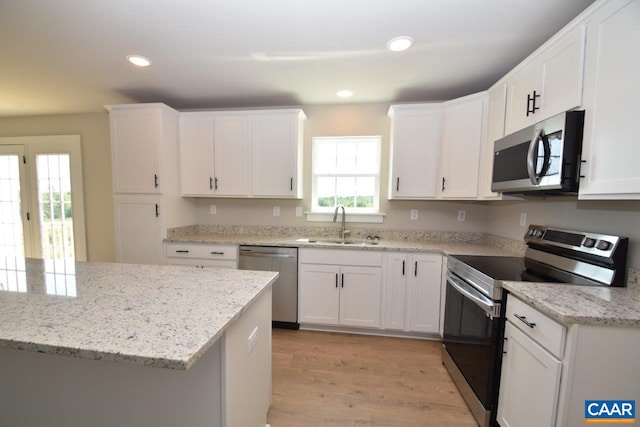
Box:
left=443, top=271, right=503, bottom=413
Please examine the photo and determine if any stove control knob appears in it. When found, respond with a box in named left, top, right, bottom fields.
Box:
left=582, top=238, right=596, bottom=248
left=535, top=230, right=544, bottom=238
left=596, top=240, right=612, bottom=251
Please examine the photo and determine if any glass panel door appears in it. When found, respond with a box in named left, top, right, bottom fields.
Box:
left=36, top=154, right=75, bottom=260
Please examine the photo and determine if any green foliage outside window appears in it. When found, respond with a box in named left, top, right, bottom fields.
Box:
left=41, top=192, right=73, bottom=221
left=317, top=195, right=374, bottom=208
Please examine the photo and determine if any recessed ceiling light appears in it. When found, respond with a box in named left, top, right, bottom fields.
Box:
left=126, top=55, right=152, bottom=67
left=336, top=90, right=354, bottom=98
left=387, top=36, right=414, bottom=52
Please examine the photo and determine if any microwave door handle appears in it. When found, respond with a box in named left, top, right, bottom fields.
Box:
left=527, top=128, right=545, bottom=185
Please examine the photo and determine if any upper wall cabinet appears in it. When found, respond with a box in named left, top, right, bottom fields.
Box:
left=438, top=93, right=487, bottom=199
left=504, top=26, right=586, bottom=136
left=388, top=104, right=442, bottom=199
left=477, top=83, right=507, bottom=199
left=108, top=104, right=169, bottom=194
left=578, top=0, right=640, bottom=199
left=179, top=109, right=305, bottom=198
left=251, top=111, right=305, bottom=198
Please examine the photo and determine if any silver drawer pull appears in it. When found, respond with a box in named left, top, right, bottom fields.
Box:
left=514, top=314, right=536, bottom=328
left=210, top=251, right=225, bottom=255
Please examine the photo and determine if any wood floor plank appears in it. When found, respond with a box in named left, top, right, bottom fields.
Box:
left=268, top=329, right=477, bottom=427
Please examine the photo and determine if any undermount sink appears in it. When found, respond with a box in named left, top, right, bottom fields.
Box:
left=296, top=238, right=379, bottom=246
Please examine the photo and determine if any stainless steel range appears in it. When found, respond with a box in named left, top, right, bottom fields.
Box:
left=442, top=225, right=628, bottom=427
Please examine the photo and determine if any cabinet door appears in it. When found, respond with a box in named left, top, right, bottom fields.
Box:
left=179, top=115, right=215, bottom=196
left=384, top=253, right=408, bottom=330
left=408, top=254, right=442, bottom=333
left=113, top=196, right=163, bottom=265
left=478, top=84, right=506, bottom=199
left=504, top=61, right=539, bottom=135
left=110, top=108, right=161, bottom=194
left=537, top=25, right=585, bottom=122
left=298, top=264, right=340, bottom=325
left=579, top=0, right=640, bottom=199
left=251, top=113, right=301, bottom=198
left=213, top=115, right=251, bottom=196
left=339, top=266, right=382, bottom=328
left=497, top=322, right=562, bottom=427
left=388, top=106, right=442, bottom=199
left=439, top=95, right=485, bottom=198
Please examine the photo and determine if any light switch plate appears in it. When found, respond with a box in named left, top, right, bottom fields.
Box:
left=410, top=209, right=418, bottom=220
left=520, top=212, right=527, bottom=226
left=457, top=210, right=466, bottom=221
left=209, top=205, right=217, bottom=215
left=296, top=206, right=303, bottom=217
left=273, top=206, right=280, bottom=217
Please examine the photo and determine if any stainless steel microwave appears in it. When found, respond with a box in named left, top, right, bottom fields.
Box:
left=491, top=111, right=585, bottom=195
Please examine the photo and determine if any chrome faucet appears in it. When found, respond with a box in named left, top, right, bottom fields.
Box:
left=333, top=204, right=350, bottom=240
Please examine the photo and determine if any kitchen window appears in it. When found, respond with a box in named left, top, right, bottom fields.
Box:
left=310, top=136, right=383, bottom=222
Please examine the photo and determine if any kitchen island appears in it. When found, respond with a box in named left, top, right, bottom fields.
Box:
left=0, top=258, right=277, bottom=427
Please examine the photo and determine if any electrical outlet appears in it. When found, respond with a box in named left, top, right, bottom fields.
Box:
left=209, top=205, right=217, bottom=215
left=247, top=326, right=258, bottom=354
left=520, top=212, right=527, bottom=227
left=457, top=210, right=466, bottom=222
left=410, top=209, right=418, bottom=220
left=296, top=206, right=303, bottom=217
left=273, top=206, right=280, bottom=217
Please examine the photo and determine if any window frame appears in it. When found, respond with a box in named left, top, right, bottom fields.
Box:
left=311, top=135, right=382, bottom=214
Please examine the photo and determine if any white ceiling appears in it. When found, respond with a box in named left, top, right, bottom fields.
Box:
left=0, top=0, right=595, bottom=117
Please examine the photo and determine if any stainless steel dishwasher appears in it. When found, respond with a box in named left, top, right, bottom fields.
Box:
left=239, top=246, right=299, bottom=329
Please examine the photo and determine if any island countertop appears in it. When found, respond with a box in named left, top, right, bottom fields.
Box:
left=0, top=258, right=277, bottom=370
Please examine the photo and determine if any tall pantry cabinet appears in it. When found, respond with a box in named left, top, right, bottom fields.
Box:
left=107, top=103, right=196, bottom=264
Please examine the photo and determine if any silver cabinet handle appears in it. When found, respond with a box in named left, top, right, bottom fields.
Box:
left=514, top=314, right=536, bottom=328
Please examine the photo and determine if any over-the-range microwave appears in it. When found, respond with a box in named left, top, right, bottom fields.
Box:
left=491, top=110, right=585, bottom=195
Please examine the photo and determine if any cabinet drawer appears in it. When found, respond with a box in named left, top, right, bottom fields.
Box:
left=166, top=257, right=237, bottom=269
left=299, top=248, right=383, bottom=266
left=506, top=295, right=566, bottom=359
left=166, top=243, right=238, bottom=261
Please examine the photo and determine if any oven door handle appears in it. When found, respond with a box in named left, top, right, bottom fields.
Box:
left=447, top=272, right=496, bottom=317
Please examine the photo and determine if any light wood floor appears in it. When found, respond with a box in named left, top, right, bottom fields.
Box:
left=267, top=329, right=478, bottom=427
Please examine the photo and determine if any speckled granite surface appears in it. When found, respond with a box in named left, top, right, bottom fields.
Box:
left=166, top=224, right=524, bottom=257
left=0, top=258, right=277, bottom=370
left=503, top=277, right=640, bottom=328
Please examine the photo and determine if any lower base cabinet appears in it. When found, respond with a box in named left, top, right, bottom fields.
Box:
left=298, top=249, right=383, bottom=328
left=498, top=295, right=640, bottom=427
left=384, top=253, right=443, bottom=333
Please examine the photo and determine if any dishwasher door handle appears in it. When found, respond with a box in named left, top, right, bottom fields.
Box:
left=239, top=251, right=296, bottom=259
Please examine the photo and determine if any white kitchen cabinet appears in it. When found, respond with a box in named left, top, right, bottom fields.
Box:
left=497, top=321, right=563, bottom=427
left=438, top=93, right=487, bottom=199
left=165, top=242, right=238, bottom=269
left=178, top=114, right=215, bottom=196
left=251, top=110, right=305, bottom=198
left=383, top=252, right=442, bottom=333
left=578, top=0, right=640, bottom=199
left=498, top=293, right=640, bottom=427
left=107, top=103, right=196, bottom=265
left=388, top=104, right=442, bottom=199
left=179, top=109, right=304, bottom=198
left=478, top=83, right=507, bottom=199
left=113, top=195, right=164, bottom=265
left=504, top=25, right=586, bottom=135
left=298, top=249, right=383, bottom=328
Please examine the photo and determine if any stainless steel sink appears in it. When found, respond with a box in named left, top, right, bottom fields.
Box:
left=296, top=238, right=379, bottom=246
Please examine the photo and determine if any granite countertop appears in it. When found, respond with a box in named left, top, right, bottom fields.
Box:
left=165, top=233, right=523, bottom=257
left=503, top=280, right=640, bottom=328
left=0, top=258, right=277, bottom=370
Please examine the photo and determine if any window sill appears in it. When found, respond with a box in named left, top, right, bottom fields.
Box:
left=305, top=212, right=385, bottom=224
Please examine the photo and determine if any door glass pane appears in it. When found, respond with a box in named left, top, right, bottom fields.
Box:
left=37, top=154, right=75, bottom=260
left=0, top=154, right=27, bottom=292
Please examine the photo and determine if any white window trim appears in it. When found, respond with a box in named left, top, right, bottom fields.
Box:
left=310, top=135, right=384, bottom=222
